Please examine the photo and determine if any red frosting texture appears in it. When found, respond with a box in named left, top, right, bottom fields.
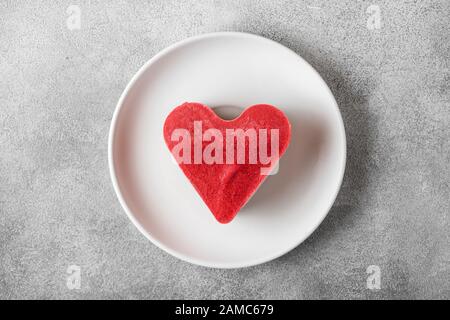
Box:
left=163, top=102, right=291, bottom=223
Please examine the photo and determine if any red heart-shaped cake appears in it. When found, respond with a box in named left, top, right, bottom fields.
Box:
left=163, top=102, right=291, bottom=223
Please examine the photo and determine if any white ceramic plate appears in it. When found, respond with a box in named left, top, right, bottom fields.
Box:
left=109, top=32, right=346, bottom=268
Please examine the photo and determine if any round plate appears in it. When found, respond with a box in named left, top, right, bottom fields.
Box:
left=109, top=32, right=346, bottom=268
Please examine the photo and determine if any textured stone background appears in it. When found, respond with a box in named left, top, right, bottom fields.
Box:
left=0, top=0, right=448, bottom=299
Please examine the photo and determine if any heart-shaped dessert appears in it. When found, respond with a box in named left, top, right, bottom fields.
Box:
left=163, top=102, right=291, bottom=223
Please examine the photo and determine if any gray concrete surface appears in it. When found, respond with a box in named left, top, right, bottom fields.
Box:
left=0, top=0, right=449, bottom=299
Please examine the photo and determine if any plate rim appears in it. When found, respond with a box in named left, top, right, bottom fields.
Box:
left=108, top=31, right=347, bottom=269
